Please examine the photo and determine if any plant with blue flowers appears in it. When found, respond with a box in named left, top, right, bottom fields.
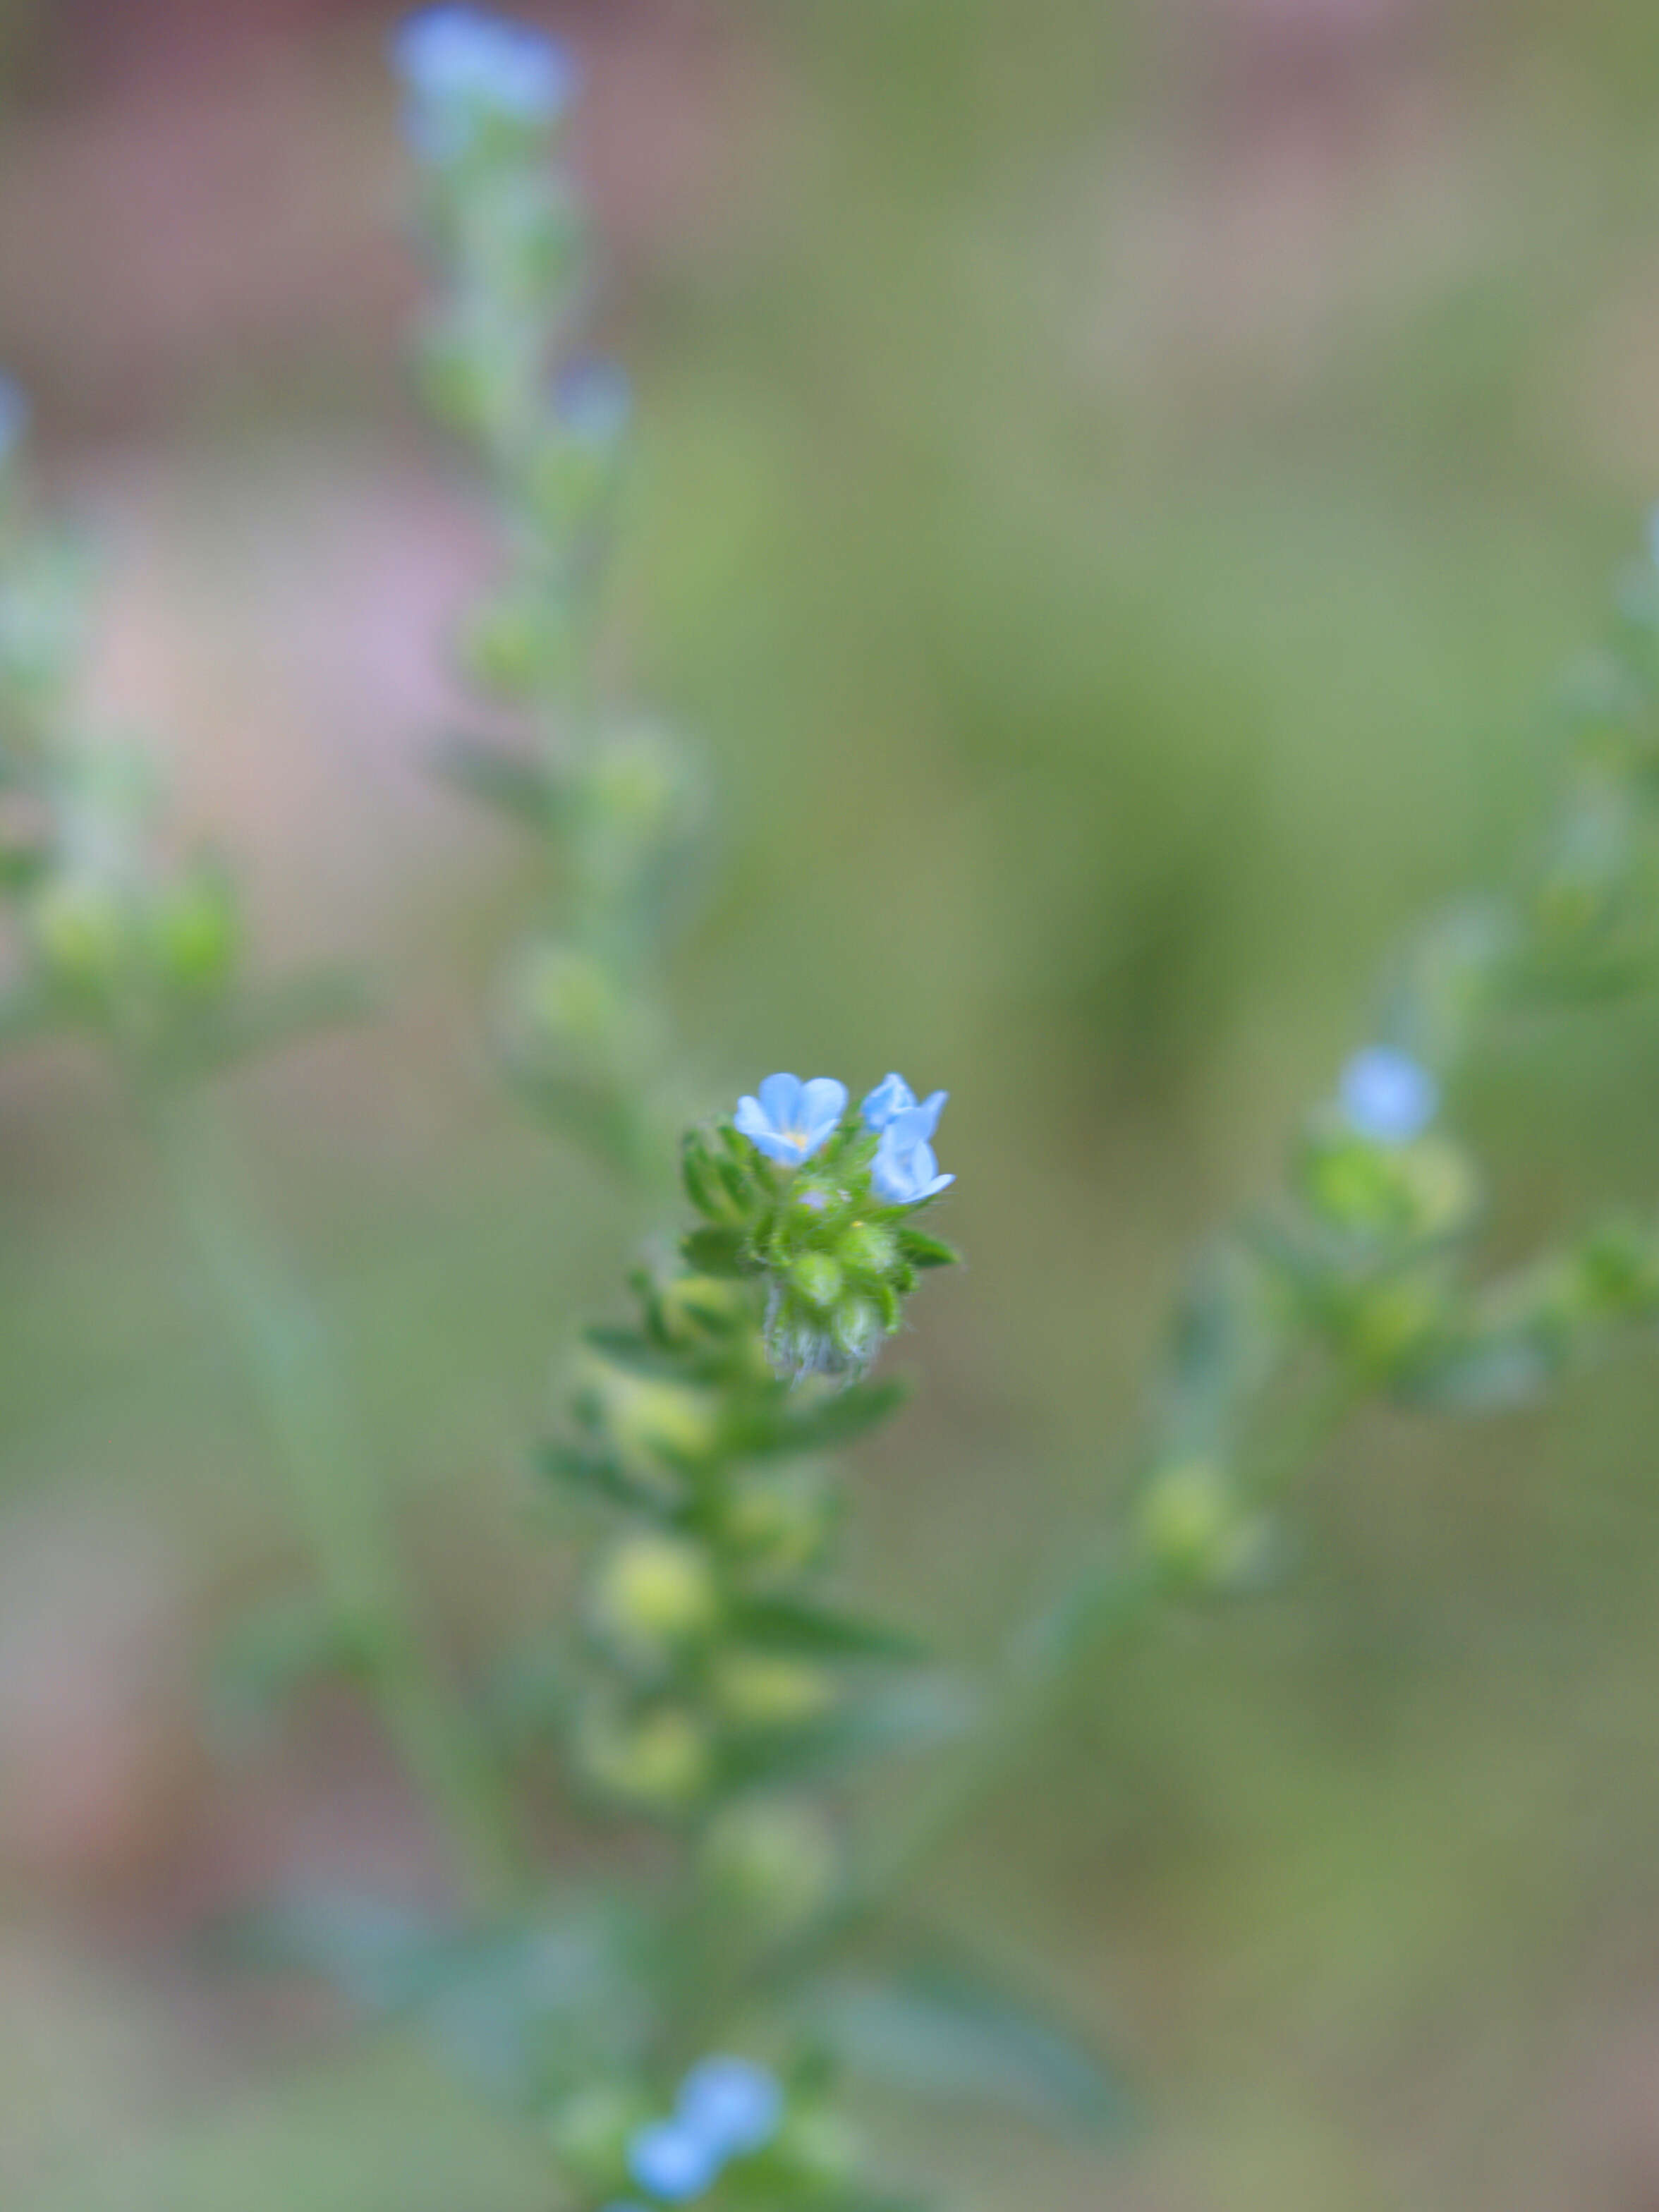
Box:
left=8, top=7, right=1659, bottom=2208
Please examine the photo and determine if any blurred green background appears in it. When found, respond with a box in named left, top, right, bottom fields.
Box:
left=6, top=1, right=1659, bottom=2206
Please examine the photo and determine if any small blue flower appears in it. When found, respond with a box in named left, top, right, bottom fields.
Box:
left=871, top=1092, right=953, bottom=1205
left=734, top=1073, right=848, bottom=1167
left=557, top=358, right=632, bottom=446
left=626, top=2119, right=721, bottom=2202
left=677, top=2055, right=783, bottom=2159
left=394, top=7, right=576, bottom=158
left=0, top=375, right=28, bottom=458
left=863, top=1075, right=955, bottom=1141
left=1339, top=1046, right=1438, bottom=1146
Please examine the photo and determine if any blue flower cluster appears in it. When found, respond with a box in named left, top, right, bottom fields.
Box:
left=394, top=6, right=575, bottom=159
left=734, top=1070, right=954, bottom=1203
left=607, top=2055, right=784, bottom=2207
left=1339, top=1045, right=1438, bottom=1146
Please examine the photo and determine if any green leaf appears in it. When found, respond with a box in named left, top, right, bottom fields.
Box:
left=581, top=1323, right=732, bottom=1389
left=741, top=1376, right=911, bottom=1457
left=731, top=1675, right=977, bottom=1787
left=435, top=734, right=557, bottom=825
left=897, top=1228, right=960, bottom=1270
left=681, top=1225, right=749, bottom=1277
left=1394, top=1330, right=1560, bottom=1414
left=218, top=1892, right=646, bottom=2105
left=534, top=1439, right=677, bottom=1516
left=734, top=1594, right=926, bottom=1663
left=811, top=1957, right=1129, bottom=2133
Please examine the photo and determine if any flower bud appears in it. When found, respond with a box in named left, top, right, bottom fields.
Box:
left=590, top=1535, right=719, bottom=1663
left=839, top=1220, right=898, bottom=1277
left=578, top=1700, right=712, bottom=1811
left=152, top=866, right=238, bottom=994
left=1139, top=1457, right=1244, bottom=1586
left=698, top=1797, right=839, bottom=1937
left=791, top=1252, right=842, bottom=1313
left=830, top=1296, right=883, bottom=1368
left=719, top=1468, right=832, bottom=1579
left=460, top=592, right=576, bottom=701
left=29, top=870, right=131, bottom=995
left=504, top=941, right=619, bottom=1066
left=710, top=1652, right=834, bottom=1731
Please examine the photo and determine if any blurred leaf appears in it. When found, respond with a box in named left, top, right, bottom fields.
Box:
left=731, top=1675, right=977, bottom=1787
left=435, top=734, right=557, bottom=826
left=810, top=1957, right=1129, bottom=2133
left=734, top=1593, right=926, bottom=1663
left=741, top=1376, right=911, bottom=1457
left=218, top=1892, right=648, bottom=2104
left=681, top=1224, right=749, bottom=1277
left=1395, top=1330, right=1560, bottom=1413
left=534, top=1439, right=678, bottom=1517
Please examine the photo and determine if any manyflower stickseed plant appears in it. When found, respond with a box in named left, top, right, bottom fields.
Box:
left=6, top=8, right=1659, bottom=2208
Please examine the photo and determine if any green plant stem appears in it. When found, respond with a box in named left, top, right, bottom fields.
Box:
left=146, top=1084, right=530, bottom=1913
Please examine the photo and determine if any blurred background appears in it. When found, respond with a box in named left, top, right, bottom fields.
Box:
left=6, top=0, right=1659, bottom=2206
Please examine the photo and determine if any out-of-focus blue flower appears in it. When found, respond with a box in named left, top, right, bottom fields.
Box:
left=394, top=7, right=576, bottom=159
left=734, top=1073, right=848, bottom=1167
left=0, top=375, right=29, bottom=458
left=557, top=358, right=631, bottom=445
left=1339, top=1046, right=1438, bottom=1146
left=626, top=2119, right=721, bottom=2202
left=677, top=2055, right=783, bottom=2159
left=862, top=1070, right=946, bottom=1136
left=871, top=1092, right=953, bottom=1205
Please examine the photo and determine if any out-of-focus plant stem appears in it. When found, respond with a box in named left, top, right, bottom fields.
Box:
left=147, top=1084, right=530, bottom=1914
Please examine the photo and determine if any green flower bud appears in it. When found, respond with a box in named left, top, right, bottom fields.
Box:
left=592, top=1366, right=722, bottom=1476
left=1346, top=1274, right=1445, bottom=1375
left=460, top=592, right=576, bottom=702
left=29, top=870, right=131, bottom=994
left=830, top=1296, right=883, bottom=1368
left=505, top=941, right=618, bottom=1062
left=791, top=1251, right=843, bottom=1313
left=578, top=1699, right=712, bottom=1811
left=698, top=1798, right=839, bottom=1937
left=710, top=1652, right=835, bottom=1731
left=839, top=1220, right=898, bottom=1277
left=719, top=1467, right=832, bottom=1579
left=151, top=866, right=238, bottom=993
left=1139, top=1457, right=1243, bottom=1586
left=590, top=1534, right=719, bottom=1661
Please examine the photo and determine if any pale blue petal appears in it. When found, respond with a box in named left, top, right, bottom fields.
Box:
left=757, top=1072, right=803, bottom=1129
left=912, top=1088, right=947, bottom=1141
left=1339, top=1047, right=1437, bottom=1146
left=733, top=1095, right=768, bottom=1140
left=799, top=1077, right=849, bottom=1135
left=920, top=1170, right=955, bottom=1198
left=678, top=2055, right=783, bottom=2157
left=861, top=1071, right=914, bottom=1130
left=628, top=2120, right=721, bottom=2201
left=750, top=1128, right=807, bottom=1166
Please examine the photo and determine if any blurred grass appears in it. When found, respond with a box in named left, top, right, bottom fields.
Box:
left=7, top=1, right=1659, bottom=2206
